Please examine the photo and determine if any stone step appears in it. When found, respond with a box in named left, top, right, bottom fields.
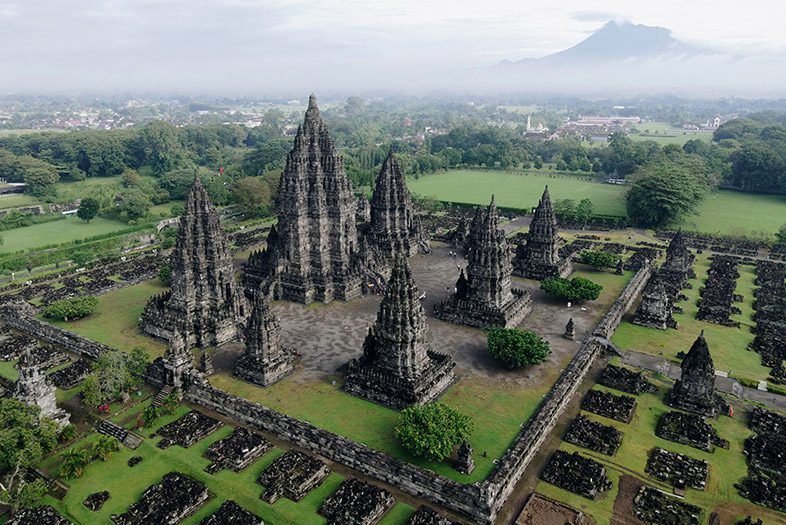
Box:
left=96, top=420, right=129, bottom=443
left=152, top=386, right=174, bottom=408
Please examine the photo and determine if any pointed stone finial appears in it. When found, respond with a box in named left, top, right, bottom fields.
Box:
left=308, top=93, right=318, bottom=109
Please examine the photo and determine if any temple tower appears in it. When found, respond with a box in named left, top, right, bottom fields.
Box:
left=435, top=197, right=532, bottom=328
left=244, top=94, right=363, bottom=304
left=367, top=150, right=426, bottom=260
left=234, top=292, right=295, bottom=387
left=633, top=277, right=675, bottom=330
left=513, top=186, right=572, bottom=280
left=162, top=331, right=194, bottom=390
left=343, top=256, right=455, bottom=409
left=667, top=331, right=724, bottom=416
left=141, top=175, right=246, bottom=347
left=13, top=349, right=70, bottom=428
left=662, top=230, right=695, bottom=276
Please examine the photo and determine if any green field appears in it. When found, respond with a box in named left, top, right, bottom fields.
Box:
left=43, top=280, right=168, bottom=359
left=613, top=254, right=771, bottom=385
left=0, top=215, right=132, bottom=254
left=409, top=170, right=627, bottom=216
left=629, top=121, right=714, bottom=146
left=0, top=193, right=40, bottom=210
left=41, top=403, right=414, bottom=524
left=536, top=380, right=786, bottom=525
left=409, top=169, right=786, bottom=237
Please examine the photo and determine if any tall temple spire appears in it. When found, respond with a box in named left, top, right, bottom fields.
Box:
left=435, top=197, right=532, bottom=328
left=142, top=176, right=246, bottom=347
left=235, top=292, right=295, bottom=387
left=343, top=256, right=455, bottom=409
left=14, top=348, right=70, bottom=427
left=367, top=149, right=425, bottom=261
left=667, top=331, right=725, bottom=416
left=512, top=186, right=572, bottom=280
left=244, top=94, right=363, bottom=304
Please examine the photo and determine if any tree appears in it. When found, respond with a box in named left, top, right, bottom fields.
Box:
left=242, top=138, right=290, bottom=176
left=121, top=168, right=141, bottom=188
left=42, top=296, right=98, bottom=321
left=395, top=403, right=474, bottom=461
left=19, top=156, right=59, bottom=197
left=59, top=448, right=91, bottom=479
left=575, top=199, right=594, bottom=227
left=541, top=276, right=603, bottom=302
left=76, top=198, right=99, bottom=223
left=579, top=250, right=617, bottom=270
left=730, top=144, right=785, bottom=192
left=231, top=177, right=272, bottom=218
left=0, top=398, right=58, bottom=512
left=158, top=265, right=172, bottom=285
left=93, top=435, right=121, bottom=461
left=626, top=154, right=711, bottom=227
left=118, top=188, right=151, bottom=221
left=775, top=223, right=786, bottom=247
left=140, top=121, right=184, bottom=174
left=82, top=348, right=149, bottom=407
left=486, top=327, right=550, bottom=369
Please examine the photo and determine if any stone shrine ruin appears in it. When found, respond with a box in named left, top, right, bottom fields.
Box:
left=343, top=256, right=455, bottom=409
left=513, top=187, right=572, bottom=280
left=667, top=331, right=726, bottom=417
left=13, top=348, right=70, bottom=428
left=435, top=197, right=532, bottom=328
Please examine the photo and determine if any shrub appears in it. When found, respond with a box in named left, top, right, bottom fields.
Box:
left=486, top=327, right=550, bottom=369
left=396, top=403, right=474, bottom=461
left=579, top=250, right=617, bottom=270
left=158, top=265, right=172, bottom=285
left=42, top=296, right=98, bottom=321
left=541, top=276, right=602, bottom=302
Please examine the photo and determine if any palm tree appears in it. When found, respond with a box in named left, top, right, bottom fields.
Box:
left=59, top=448, right=91, bottom=479
left=93, top=436, right=121, bottom=462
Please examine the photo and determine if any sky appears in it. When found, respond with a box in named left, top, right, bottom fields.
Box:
left=1, top=0, right=785, bottom=95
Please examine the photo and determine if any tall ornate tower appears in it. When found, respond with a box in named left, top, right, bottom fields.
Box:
left=367, top=150, right=425, bottom=260
left=435, top=197, right=532, bottom=328
left=14, top=349, right=70, bottom=428
left=513, top=186, right=572, bottom=280
left=141, top=175, right=246, bottom=347
left=244, top=94, right=363, bottom=304
left=633, top=276, right=675, bottom=330
left=343, top=257, right=455, bottom=409
left=161, top=331, right=194, bottom=390
left=661, top=230, right=695, bottom=276
left=235, top=292, right=295, bottom=387
left=667, top=331, right=724, bottom=416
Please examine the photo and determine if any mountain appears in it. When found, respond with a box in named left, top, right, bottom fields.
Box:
left=506, top=21, right=704, bottom=67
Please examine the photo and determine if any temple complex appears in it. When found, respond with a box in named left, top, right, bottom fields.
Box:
left=435, top=197, right=532, bottom=328
left=343, top=257, right=455, bottom=409
left=234, top=292, right=296, bottom=387
left=244, top=95, right=364, bottom=304
left=633, top=276, right=675, bottom=330
left=661, top=230, right=695, bottom=277
left=141, top=175, right=246, bottom=347
left=513, top=187, right=572, bottom=280
left=667, top=331, right=725, bottom=417
left=365, top=150, right=427, bottom=263
left=13, top=348, right=70, bottom=428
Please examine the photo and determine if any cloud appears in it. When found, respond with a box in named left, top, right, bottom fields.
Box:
left=569, top=10, right=621, bottom=22
left=0, top=3, right=18, bottom=18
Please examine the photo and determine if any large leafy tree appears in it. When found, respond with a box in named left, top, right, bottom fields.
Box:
left=76, top=197, right=100, bottom=223
left=140, top=120, right=185, bottom=174
left=730, top=144, right=785, bottom=192
left=396, top=403, right=474, bottom=461
left=0, top=398, right=58, bottom=512
left=486, top=327, right=551, bottom=369
left=541, top=276, right=603, bottom=302
left=231, top=177, right=272, bottom=218
left=82, top=348, right=148, bottom=406
left=626, top=153, right=712, bottom=227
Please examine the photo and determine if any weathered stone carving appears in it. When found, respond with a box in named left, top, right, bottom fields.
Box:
left=141, top=175, right=246, bottom=347
left=435, top=197, right=532, bottom=328
left=13, top=348, right=70, bottom=428
left=454, top=441, right=475, bottom=475
left=234, top=292, right=295, bottom=387
left=258, top=449, right=330, bottom=503
left=343, top=256, right=455, bottom=409
left=513, top=187, right=572, bottom=280
left=633, top=275, right=676, bottom=330
left=320, top=478, right=395, bottom=525
left=244, top=95, right=364, bottom=304
left=667, top=331, right=726, bottom=417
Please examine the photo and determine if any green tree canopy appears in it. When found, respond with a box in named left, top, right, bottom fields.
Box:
left=541, top=276, right=603, bottom=302
left=42, top=296, right=98, bottom=321
left=395, top=403, right=474, bottom=461
left=76, top=198, right=100, bottom=223
left=486, top=327, right=551, bottom=369
left=579, top=250, right=618, bottom=270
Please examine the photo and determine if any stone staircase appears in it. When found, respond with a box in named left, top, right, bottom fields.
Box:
left=96, top=420, right=129, bottom=443
left=152, top=386, right=174, bottom=408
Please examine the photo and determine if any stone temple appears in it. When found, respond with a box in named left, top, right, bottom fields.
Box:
left=343, top=256, right=456, bottom=409
left=234, top=292, right=295, bottom=387
left=435, top=197, right=532, bottom=328
left=632, top=275, right=675, bottom=330
left=667, top=331, right=725, bottom=417
left=513, top=186, right=572, bottom=280
left=141, top=175, right=246, bottom=347
left=661, top=229, right=695, bottom=277
left=364, top=150, right=427, bottom=264
left=14, top=348, right=70, bottom=428
left=244, top=94, right=365, bottom=304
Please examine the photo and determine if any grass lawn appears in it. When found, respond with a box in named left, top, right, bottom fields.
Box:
left=211, top=372, right=548, bottom=484
left=408, top=170, right=628, bottom=216
left=0, top=193, right=40, bottom=210
left=42, top=280, right=167, bottom=359
left=630, top=122, right=714, bottom=146
left=612, top=254, right=771, bottom=385
left=409, top=170, right=786, bottom=237
left=40, top=404, right=414, bottom=524
left=0, top=215, right=132, bottom=254
left=537, top=380, right=786, bottom=525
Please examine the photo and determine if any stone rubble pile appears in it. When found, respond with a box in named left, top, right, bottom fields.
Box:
left=258, top=449, right=330, bottom=503
left=200, top=500, right=263, bottom=525
left=656, top=411, right=727, bottom=452
left=203, top=427, right=272, bottom=474
left=540, top=450, right=613, bottom=500
left=319, top=478, right=395, bottom=525
left=406, top=506, right=460, bottom=525
left=111, top=472, right=209, bottom=525
left=83, top=491, right=110, bottom=511
left=697, top=255, right=741, bottom=327
left=156, top=410, right=223, bottom=449
left=645, top=447, right=708, bottom=490
left=7, top=505, right=74, bottom=525
left=598, top=364, right=655, bottom=395
left=633, top=486, right=702, bottom=525
left=581, top=389, right=636, bottom=423
left=50, top=358, right=92, bottom=389
left=564, top=414, right=623, bottom=456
